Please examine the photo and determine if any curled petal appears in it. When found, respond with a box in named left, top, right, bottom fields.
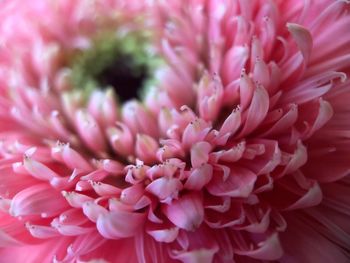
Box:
left=120, top=183, right=144, bottom=205
left=239, top=70, right=255, bottom=111
left=190, top=142, right=212, bottom=168
left=23, top=156, right=59, bottom=181
left=51, top=219, right=93, bottom=236
left=210, top=141, right=246, bottom=163
left=304, top=99, right=334, bottom=139
left=147, top=227, right=179, bottom=243
left=146, top=177, right=183, bottom=203
left=122, top=100, right=158, bottom=137
left=90, top=181, right=122, bottom=196
left=170, top=247, right=219, bottom=263
left=163, top=193, right=204, bottom=231
left=234, top=233, right=283, bottom=260
left=62, top=191, right=93, bottom=208
left=51, top=143, right=92, bottom=172
left=96, top=210, right=145, bottom=239
left=107, top=122, right=134, bottom=157
left=217, top=107, right=241, bottom=139
left=253, top=59, right=270, bottom=88
left=182, top=119, right=211, bottom=150
left=10, top=184, right=68, bottom=217
left=284, top=172, right=323, bottom=211
left=207, top=166, right=257, bottom=198
left=239, top=86, right=269, bottom=137
left=82, top=201, right=108, bottom=223
left=25, top=223, right=59, bottom=239
left=184, top=164, right=213, bottom=190
left=135, top=134, right=159, bottom=164
left=287, top=23, right=313, bottom=63
left=222, top=46, right=249, bottom=84
left=75, top=110, right=107, bottom=154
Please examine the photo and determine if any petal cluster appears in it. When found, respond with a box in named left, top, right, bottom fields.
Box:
left=0, top=0, right=350, bottom=262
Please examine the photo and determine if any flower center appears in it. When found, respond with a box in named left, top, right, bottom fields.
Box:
left=69, top=32, right=160, bottom=102
left=96, top=53, right=148, bottom=102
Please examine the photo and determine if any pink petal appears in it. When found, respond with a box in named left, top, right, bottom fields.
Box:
left=96, top=210, right=145, bottom=239
left=10, top=184, right=68, bottom=217
left=234, top=233, right=283, bottom=260
left=239, top=86, right=269, bottom=137
left=135, top=134, right=159, bottom=164
left=82, top=201, right=108, bottom=223
left=217, top=107, right=241, bottom=139
left=75, top=110, right=107, bottom=154
left=147, top=227, right=179, bottom=243
left=107, top=122, right=134, bottom=157
left=146, top=177, right=183, bottom=203
left=287, top=23, right=313, bottom=63
left=190, top=141, right=212, bottom=168
left=184, top=164, right=213, bottom=190
left=0, top=229, right=24, bottom=246
left=62, top=191, right=93, bottom=208
left=25, top=223, right=59, bottom=239
left=163, top=193, right=204, bottom=231
left=23, top=156, right=59, bottom=181
left=207, top=166, right=256, bottom=198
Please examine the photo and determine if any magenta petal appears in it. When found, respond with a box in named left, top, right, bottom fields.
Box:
left=284, top=172, right=323, bottom=211
left=170, top=247, right=219, bottom=263
left=0, top=1, right=350, bottom=262
left=234, top=233, right=283, bottom=260
left=207, top=166, right=257, bottom=198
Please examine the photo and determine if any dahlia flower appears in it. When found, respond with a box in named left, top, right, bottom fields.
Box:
left=0, top=0, right=350, bottom=262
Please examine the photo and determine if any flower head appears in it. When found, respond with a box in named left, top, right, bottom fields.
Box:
left=0, top=0, right=350, bottom=262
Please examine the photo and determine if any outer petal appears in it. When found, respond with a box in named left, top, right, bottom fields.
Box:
left=207, top=166, right=257, bottom=198
left=96, top=210, right=146, bottom=239
left=163, top=193, right=204, bottom=231
left=10, top=184, right=68, bottom=217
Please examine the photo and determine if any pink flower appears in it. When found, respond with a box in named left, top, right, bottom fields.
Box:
left=0, top=0, right=350, bottom=262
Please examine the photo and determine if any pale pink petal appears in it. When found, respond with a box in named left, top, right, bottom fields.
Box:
left=10, top=184, right=68, bottom=217
left=146, top=177, right=183, bottom=203
left=96, top=210, right=145, bottom=239
left=287, top=23, right=313, bottom=63
left=234, top=233, right=283, bottom=260
left=163, top=193, right=204, bottom=231
left=184, top=164, right=213, bottom=191
left=207, top=166, right=257, bottom=198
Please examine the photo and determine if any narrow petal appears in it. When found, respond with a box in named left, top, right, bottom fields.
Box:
left=234, top=233, right=283, bottom=260
left=287, top=23, right=313, bottom=63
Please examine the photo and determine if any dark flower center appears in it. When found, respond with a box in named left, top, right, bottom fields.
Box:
left=69, top=32, right=159, bottom=102
left=96, top=53, right=149, bottom=102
